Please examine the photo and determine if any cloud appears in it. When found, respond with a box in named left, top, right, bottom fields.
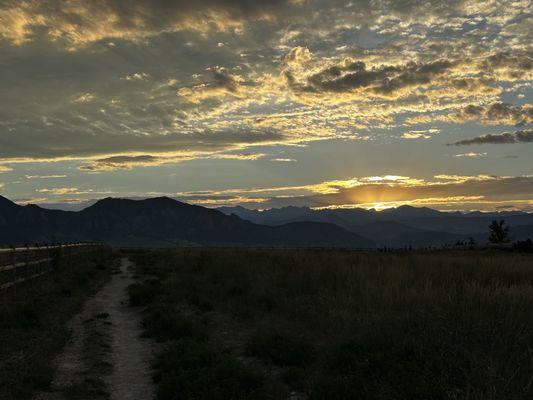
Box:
left=121, top=73, right=151, bottom=81
left=290, top=58, right=457, bottom=98
left=402, top=128, right=440, bottom=139
left=35, top=187, right=114, bottom=196
left=0, top=0, right=531, bottom=214
left=73, top=93, right=95, bottom=103
left=449, top=102, right=533, bottom=125
left=0, top=166, right=13, bottom=173
left=284, top=46, right=312, bottom=67
left=178, top=67, right=246, bottom=102
left=4, top=0, right=500, bottom=49
left=36, top=187, right=86, bottom=195
left=449, top=130, right=533, bottom=146
left=211, top=152, right=266, bottom=161
left=79, top=155, right=165, bottom=171
left=79, top=150, right=267, bottom=171
left=25, top=174, right=68, bottom=179
left=174, top=174, right=533, bottom=211
left=453, top=152, right=487, bottom=158
left=481, top=50, right=533, bottom=81
left=0, top=125, right=285, bottom=162
left=212, top=68, right=241, bottom=93
left=0, top=0, right=300, bottom=47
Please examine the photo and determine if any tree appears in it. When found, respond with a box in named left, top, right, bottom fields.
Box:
left=489, top=220, right=510, bottom=244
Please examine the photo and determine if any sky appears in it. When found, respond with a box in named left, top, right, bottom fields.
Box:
left=0, top=0, right=531, bottom=211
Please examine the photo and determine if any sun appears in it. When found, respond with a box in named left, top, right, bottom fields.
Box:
left=372, top=202, right=395, bottom=211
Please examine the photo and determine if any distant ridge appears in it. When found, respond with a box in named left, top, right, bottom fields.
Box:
left=0, top=195, right=373, bottom=248
left=3, top=195, right=531, bottom=248
left=218, top=205, right=533, bottom=247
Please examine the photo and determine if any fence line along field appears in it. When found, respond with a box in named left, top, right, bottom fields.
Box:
left=0, top=245, right=116, bottom=400
left=0, top=243, right=104, bottom=290
left=127, top=248, right=533, bottom=400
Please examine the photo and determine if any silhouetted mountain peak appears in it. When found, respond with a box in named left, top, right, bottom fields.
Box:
left=91, top=196, right=119, bottom=205
left=1, top=194, right=531, bottom=248
left=0, top=194, right=373, bottom=248
left=0, top=195, right=18, bottom=211
left=380, top=205, right=443, bottom=218
left=87, top=196, right=177, bottom=211
left=92, top=196, right=188, bottom=208
left=278, top=206, right=311, bottom=211
left=147, top=196, right=176, bottom=203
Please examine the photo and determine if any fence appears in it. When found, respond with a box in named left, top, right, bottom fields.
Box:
left=0, top=243, right=103, bottom=290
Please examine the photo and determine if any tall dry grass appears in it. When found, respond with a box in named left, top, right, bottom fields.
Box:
left=130, top=248, right=533, bottom=399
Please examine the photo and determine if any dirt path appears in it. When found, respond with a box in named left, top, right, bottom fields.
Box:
left=34, top=258, right=155, bottom=400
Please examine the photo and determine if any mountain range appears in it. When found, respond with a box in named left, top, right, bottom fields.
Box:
left=1, top=194, right=532, bottom=248
left=0, top=195, right=371, bottom=248
left=218, top=205, right=533, bottom=248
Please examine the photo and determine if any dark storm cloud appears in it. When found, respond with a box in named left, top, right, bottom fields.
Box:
left=449, top=130, right=533, bottom=146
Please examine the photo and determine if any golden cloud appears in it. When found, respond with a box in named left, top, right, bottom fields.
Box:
left=0, top=0, right=299, bottom=47
left=172, top=173, right=533, bottom=211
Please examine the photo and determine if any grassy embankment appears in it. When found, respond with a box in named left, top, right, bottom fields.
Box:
left=129, top=248, right=533, bottom=400
left=0, top=247, right=117, bottom=400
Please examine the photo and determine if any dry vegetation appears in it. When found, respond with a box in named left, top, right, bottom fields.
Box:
left=128, top=248, right=533, bottom=400
left=0, top=248, right=116, bottom=400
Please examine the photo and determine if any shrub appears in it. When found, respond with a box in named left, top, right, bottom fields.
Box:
left=155, top=340, right=266, bottom=400
left=143, top=306, right=208, bottom=342
left=128, top=279, right=163, bottom=307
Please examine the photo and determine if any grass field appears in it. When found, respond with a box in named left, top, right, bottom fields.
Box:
left=128, top=248, right=533, bottom=400
left=0, top=248, right=116, bottom=400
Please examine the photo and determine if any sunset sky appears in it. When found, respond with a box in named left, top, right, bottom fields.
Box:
left=0, top=0, right=531, bottom=211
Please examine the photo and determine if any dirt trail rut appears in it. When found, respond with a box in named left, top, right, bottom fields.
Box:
left=34, top=258, right=154, bottom=400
